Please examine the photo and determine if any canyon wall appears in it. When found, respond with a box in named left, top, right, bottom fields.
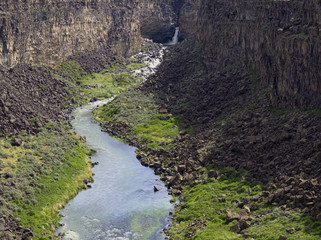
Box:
left=0, top=0, right=177, bottom=68
left=179, top=0, right=321, bottom=107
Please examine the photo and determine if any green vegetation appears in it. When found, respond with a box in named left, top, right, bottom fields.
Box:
left=79, top=72, right=142, bottom=101
left=0, top=47, right=149, bottom=239
left=135, top=114, right=179, bottom=149
left=94, top=88, right=159, bottom=126
left=267, top=106, right=321, bottom=119
left=55, top=60, right=144, bottom=102
left=0, top=127, right=92, bottom=240
left=244, top=208, right=321, bottom=240
left=56, top=61, right=87, bottom=81
left=169, top=169, right=321, bottom=240
left=131, top=209, right=168, bottom=240
left=94, top=88, right=180, bottom=149
left=127, top=62, right=146, bottom=70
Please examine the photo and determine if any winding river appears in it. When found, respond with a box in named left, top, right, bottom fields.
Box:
left=56, top=34, right=181, bottom=239
left=57, top=99, right=173, bottom=240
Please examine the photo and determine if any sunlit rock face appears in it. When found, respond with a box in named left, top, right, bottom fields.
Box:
left=0, top=0, right=178, bottom=68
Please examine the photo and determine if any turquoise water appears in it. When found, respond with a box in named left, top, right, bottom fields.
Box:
left=57, top=100, right=173, bottom=240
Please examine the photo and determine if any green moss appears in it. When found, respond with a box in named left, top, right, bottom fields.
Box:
left=27, top=117, right=40, bottom=127
left=131, top=209, right=168, bottom=240
left=77, top=72, right=142, bottom=101
left=301, top=108, right=321, bottom=118
left=135, top=114, right=179, bottom=149
left=93, top=88, right=180, bottom=149
left=0, top=149, right=9, bottom=158
left=267, top=106, right=292, bottom=116
left=15, top=143, right=91, bottom=239
left=126, top=62, right=146, bottom=70
left=0, top=128, right=92, bottom=240
left=93, top=88, right=160, bottom=127
left=129, top=57, right=138, bottom=62
left=56, top=61, right=87, bottom=81
left=245, top=208, right=321, bottom=240
left=141, top=46, right=148, bottom=52
left=169, top=170, right=321, bottom=240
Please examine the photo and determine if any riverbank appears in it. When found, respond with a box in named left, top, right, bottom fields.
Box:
left=53, top=40, right=172, bottom=240
left=92, top=86, right=321, bottom=239
left=0, top=127, right=93, bottom=240
left=0, top=39, right=165, bottom=240
left=91, top=40, right=321, bottom=239
left=57, top=99, right=173, bottom=240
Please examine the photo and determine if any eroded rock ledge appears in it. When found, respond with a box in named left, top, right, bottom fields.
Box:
left=0, top=0, right=179, bottom=68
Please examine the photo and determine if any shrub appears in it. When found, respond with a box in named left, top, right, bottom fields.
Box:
left=0, top=149, right=9, bottom=158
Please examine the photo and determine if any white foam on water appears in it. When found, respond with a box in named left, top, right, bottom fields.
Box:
left=131, top=46, right=166, bottom=82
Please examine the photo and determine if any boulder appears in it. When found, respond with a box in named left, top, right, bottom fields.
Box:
left=226, top=210, right=240, bottom=222
left=230, top=223, right=240, bottom=233
left=208, top=170, right=219, bottom=179
left=239, top=220, right=251, bottom=230
left=154, top=185, right=162, bottom=192
left=11, top=138, right=22, bottom=146
left=178, top=165, right=186, bottom=172
left=169, top=173, right=183, bottom=187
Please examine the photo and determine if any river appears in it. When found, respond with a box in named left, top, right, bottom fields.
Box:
left=57, top=99, right=173, bottom=240
left=57, top=30, right=181, bottom=240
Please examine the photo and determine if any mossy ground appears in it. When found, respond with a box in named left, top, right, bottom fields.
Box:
left=0, top=126, right=92, bottom=240
left=56, top=60, right=144, bottom=103
left=80, top=71, right=142, bottom=101
left=93, top=88, right=180, bottom=149
left=169, top=170, right=321, bottom=240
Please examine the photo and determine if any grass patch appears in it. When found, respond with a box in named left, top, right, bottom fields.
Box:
left=79, top=72, right=142, bottom=101
left=244, top=208, right=321, bottom=240
left=135, top=114, right=179, bottom=149
left=93, top=88, right=160, bottom=127
left=93, top=88, right=180, bottom=149
left=55, top=59, right=145, bottom=102
left=15, top=144, right=91, bottom=239
left=56, top=61, right=87, bottom=81
left=249, top=69, right=258, bottom=85
left=169, top=169, right=321, bottom=240
left=127, top=62, right=146, bottom=70
left=0, top=127, right=92, bottom=240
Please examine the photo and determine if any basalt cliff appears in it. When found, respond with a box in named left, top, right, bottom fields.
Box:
left=180, top=0, right=321, bottom=107
left=0, top=0, right=179, bottom=68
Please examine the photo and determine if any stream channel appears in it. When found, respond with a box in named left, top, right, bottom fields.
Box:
left=57, top=99, right=173, bottom=240
left=57, top=30, right=179, bottom=240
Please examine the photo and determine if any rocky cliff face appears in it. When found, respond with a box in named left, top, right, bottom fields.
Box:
left=0, top=0, right=177, bottom=68
left=179, top=0, right=321, bottom=107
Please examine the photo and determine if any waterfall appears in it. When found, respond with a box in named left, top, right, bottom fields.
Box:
left=166, top=27, right=179, bottom=46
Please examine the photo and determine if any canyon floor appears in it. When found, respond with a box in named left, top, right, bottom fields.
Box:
left=1, top=39, right=321, bottom=240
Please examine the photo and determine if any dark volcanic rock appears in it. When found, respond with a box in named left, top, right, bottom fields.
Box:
left=11, top=138, right=22, bottom=146
left=0, top=64, right=73, bottom=136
